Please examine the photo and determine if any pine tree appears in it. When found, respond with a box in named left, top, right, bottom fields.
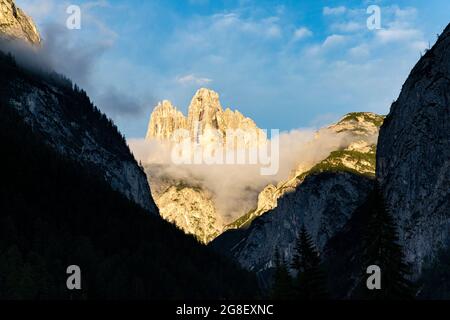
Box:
left=271, top=248, right=295, bottom=300
left=355, top=184, right=415, bottom=299
left=291, top=226, right=328, bottom=300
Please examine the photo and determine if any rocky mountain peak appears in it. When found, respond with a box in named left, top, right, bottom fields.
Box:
left=330, top=112, right=384, bottom=136
left=189, top=88, right=222, bottom=111
left=146, top=88, right=264, bottom=145
left=0, top=0, right=40, bottom=45
left=145, top=100, right=186, bottom=140
left=187, top=88, right=224, bottom=134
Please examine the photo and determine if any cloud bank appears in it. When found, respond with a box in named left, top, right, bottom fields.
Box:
left=1, top=2, right=150, bottom=122
left=129, top=126, right=377, bottom=222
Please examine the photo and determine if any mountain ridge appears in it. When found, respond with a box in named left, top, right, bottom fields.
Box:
left=223, top=112, right=384, bottom=232
left=0, top=50, right=158, bottom=213
left=376, top=22, right=450, bottom=276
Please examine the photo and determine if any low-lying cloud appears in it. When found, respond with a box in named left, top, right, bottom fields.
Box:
left=129, top=126, right=377, bottom=222
left=0, top=23, right=147, bottom=120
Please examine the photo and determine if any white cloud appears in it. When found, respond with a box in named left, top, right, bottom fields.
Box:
left=394, top=7, right=418, bottom=20
left=323, top=6, right=347, bottom=16
left=176, top=74, right=213, bottom=85
left=293, top=27, right=313, bottom=41
left=209, top=13, right=282, bottom=39
left=349, top=44, right=370, bottom=58
left=322, top=34, right=347, bottom=48
left=130, top=125, right=375, bottom=221
left=376, top=28, right=422, bottom=43
left=331, top=22, right=363, bottom=33
left=266, top=25, right=282, bottom=38
left=82, top=0, right=111, bottom=10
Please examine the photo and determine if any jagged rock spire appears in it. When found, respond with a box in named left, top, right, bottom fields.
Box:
left=146, top=88, right=265, bottom=146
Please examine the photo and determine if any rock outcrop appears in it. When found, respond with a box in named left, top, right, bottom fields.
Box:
left=145, top=163, right=222, bottom=243
left=145, top=100, right=187, bottom=141
left=0, top=0, right=40, bottom=45
left=377, top=23, right=450, bottom=275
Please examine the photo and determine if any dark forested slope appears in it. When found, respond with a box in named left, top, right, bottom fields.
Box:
left=0, top=52, right=257, bottom=299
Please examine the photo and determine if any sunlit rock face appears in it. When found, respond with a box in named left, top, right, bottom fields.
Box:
left=144, top=163, right=223, bottom=244
left=0, top=0, right=40, bottom=45
left=146, top=88, right=266, bottom=148
left=377, top=23, right=450, bottom=276
left=144, top=88, right=266, bottom=243
left=145, top=100, right=187, bottom=141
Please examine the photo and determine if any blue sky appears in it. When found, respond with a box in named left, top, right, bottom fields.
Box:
left=16, top=0, right=450, bottom=137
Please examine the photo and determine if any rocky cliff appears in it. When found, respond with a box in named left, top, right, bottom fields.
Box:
left=0, top=52, right=158, bottom=214
left=145, top=163, right=222, bottom=243
left=145, top=100, right=187, bottom=141
left=377, top=23, right=450, bottom=276
left=146, top=88, right=266, bottom=147
left=211, top=113, right=384, bottom=275
left=0, top=0, right=40, bottom=45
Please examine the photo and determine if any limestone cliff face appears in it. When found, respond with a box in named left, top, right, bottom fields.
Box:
left=187, top=88, right=224, bottom=138
left=0, top=0, right=40, bottom=45
left=377, top=23, right=450, bottom=275
left=156, top=186, right=222, bottom=243
left=146, top=88, right=265, bottom=147
left=145, top=163, right=222, bottom=243
left=145, top=100, right=187, bottom=141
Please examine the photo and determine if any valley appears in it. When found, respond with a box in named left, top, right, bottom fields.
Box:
left=1, top=0, right=450, bottom=301
left=139, top=97, right=384, bottom=244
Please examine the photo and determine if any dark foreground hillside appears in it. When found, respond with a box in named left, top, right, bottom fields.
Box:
left=0, top=52, right=257, bottom=299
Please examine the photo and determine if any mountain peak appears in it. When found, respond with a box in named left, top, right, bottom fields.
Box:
left=0, top=0, right=41, bottom=45
left=146, top=100, right=186, bottom=140
left=194, top=87, right=220, bottom=97
left=188, top=88, right=223, bottom=126
left=337, top=112, right=384, bottom=126
left=146, top=89, right=263, bottom=144
left=330, top=112, right=384, bottom=136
